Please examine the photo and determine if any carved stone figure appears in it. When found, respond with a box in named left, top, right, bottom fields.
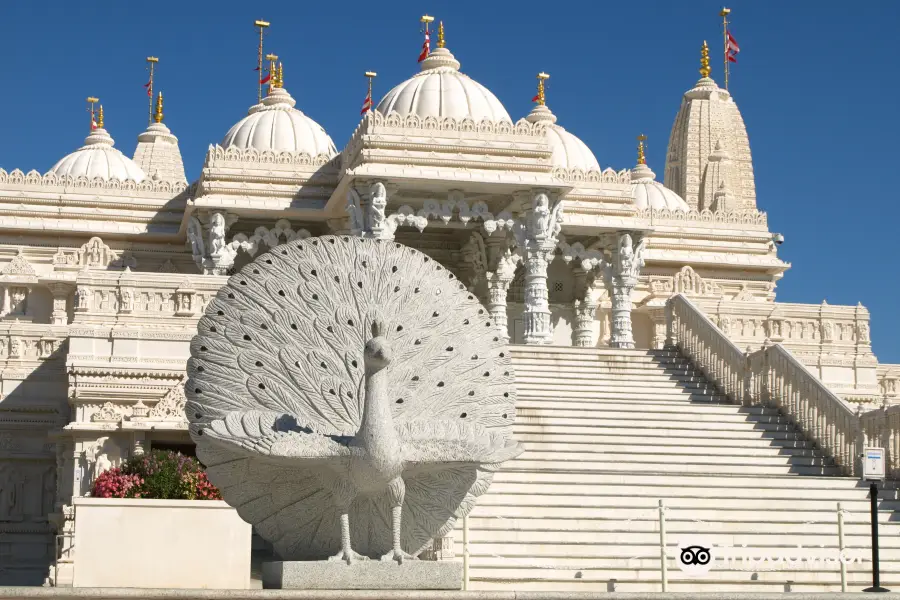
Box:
left=858, top=322, right=871, bottom=343
left=209, top=212, right=227, bottom=257
left=187, top=236, right=521, bottom=563
left=8, top=287, right=27, bottom=315
left=74, top=287, right=91, bottom=311
left=609, top=232, right=646, bottom=348
left=366, top=182, right=387, bottom=235
left=346, top=190, right=364, bottom=234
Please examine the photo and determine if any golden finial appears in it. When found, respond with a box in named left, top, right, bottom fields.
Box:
left=437, top=21, right=445, bottom=48
left=265, top=53, right=278, bottom=94
left=154, top=92, right=164, bottom=123
left=276, top=62, right=284, bottom=88
left=699, top=40, right=711, bottom=79
left=535, top=72, right=549, bottom=106
left=637, top=134, right=647, bottom=165
left=97, top=105, right=105, bottom=129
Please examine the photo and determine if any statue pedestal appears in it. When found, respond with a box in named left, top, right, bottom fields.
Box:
left=262, top=560, right=463, bottom=590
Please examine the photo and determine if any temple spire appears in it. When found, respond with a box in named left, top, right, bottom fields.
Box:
left=437, top=21, right=445, bottom=49
left=637, top=134, right=647, bottom=165
left=533, top=72, right=549, bottom=106
left=265, top=53, right=278, bottom=94
left=699, top=40, right=711, bottom=79
left=97, top=105, right=105, bottom=129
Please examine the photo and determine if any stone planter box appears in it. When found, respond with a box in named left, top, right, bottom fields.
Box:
left=72, top=498, right=251, bottom=589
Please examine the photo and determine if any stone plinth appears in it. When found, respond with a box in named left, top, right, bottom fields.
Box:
left=261, top=560, right=463, bottom=590
left=72, top=498, right=251, bottom=589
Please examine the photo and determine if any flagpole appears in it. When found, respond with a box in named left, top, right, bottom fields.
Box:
left=146, top=57, right=158, bottom=125
left=720, top=7, right=731, bottom=90
left=86, top=97, right=99, bottom=132
left=255, top=20, right=270, bottom=103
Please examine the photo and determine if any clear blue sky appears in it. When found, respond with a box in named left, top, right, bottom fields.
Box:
left=1, top=1, right=898, bottom=362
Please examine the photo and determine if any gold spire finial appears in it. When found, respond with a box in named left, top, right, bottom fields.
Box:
left=535, top=72, right=549, bottom=106
left=97, top=105, right=105, bottom=129
left=437, top=21, right=445, bottom=48
left=265, top=53, right=278, bottom=94
left=637, top=134, right=647, bottom=165
left=276, top=62, right=284, bottom=88
left=154, top=92, right=164, bottom=123
left=699, top=40, right=711, bottom=79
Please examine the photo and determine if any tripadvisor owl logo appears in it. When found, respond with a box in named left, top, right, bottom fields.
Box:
left=676, top=536, right=715, bottom=576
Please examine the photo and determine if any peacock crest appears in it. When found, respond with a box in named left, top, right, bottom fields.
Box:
left=186, top=236, right=521, bottom=562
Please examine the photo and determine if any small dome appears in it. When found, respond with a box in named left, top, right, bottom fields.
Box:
left=222, top=86, right=337, bottom=157
left=526, top=104, right=599, bottom=171
left=630, top=162, right=689, bottom=211
left=51, top=128, right=146, bottom=182
left=376, top=47, right=510, bottom=122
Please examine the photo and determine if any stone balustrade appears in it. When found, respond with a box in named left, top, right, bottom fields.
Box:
left=667, top=294, right=874, bottom=478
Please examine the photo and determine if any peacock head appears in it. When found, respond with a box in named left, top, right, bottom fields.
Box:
left=363, top=318, right=393, bottom=372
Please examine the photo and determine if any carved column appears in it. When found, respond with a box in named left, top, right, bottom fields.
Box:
left=484, top=234, right=520, bottom=342
left=609, top=232, right=646, bottom=349
left=515, top=191, right=563, bottom=345
left=572, top=265, right=599, bottom=347
left=47, top=283, right=72, bottom=326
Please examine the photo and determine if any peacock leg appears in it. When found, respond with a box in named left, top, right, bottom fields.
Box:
left=328, top=512, right=369, bottom=564
left=380, top=477, right=417, bottom=564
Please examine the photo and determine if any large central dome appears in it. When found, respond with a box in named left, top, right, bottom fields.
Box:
left=375, top=46, right=510, bottom=122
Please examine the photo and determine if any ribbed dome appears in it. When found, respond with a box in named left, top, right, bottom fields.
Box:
left=222, top=86, right=337, bottom=157
left=526, top=104, right=599, bottom=171
left=630, top=162, right=689, bottom=211
left=376, top=47, right=510, bottom=122
left=51, top=128, right=146, bottom=182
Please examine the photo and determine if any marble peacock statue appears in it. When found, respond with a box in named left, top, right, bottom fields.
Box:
left=186, top=236, right=522, bottom=563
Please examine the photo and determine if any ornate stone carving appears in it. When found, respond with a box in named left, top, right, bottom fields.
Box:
left=174, top=279, right=196, bottom=317
left=187, top=236, right=521, bottom=562
left=2, top=250, right=36, bottom=276
left=118, top=287, right=135, bottom=314
left=514, top=192, right=564, bottom=345
left=610, top=232, right=646, bottom=349
left=157, top=259, right=180, bottom=273
left=74, top=286, right=91, bottom=312
left=147, top=382, right=187, bottom=421
left=53, top=237, right=136, bottom=271
left=188, top=212, right=240, bottom=275
left=91, top=402, right=124, bottom=423
left=8, top=286, right=27, bottom=316
left=346, top=184, right=427, bottom=241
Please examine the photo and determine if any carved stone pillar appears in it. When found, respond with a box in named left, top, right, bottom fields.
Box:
left=0, top=285, right=9, bottom=316
left=484, top=234, right=520, bottom=342
left=47, top=283, right=73, bottom=326
left=572, top=265, right=600, bottom=347
left=515, top=191, right=563, bottom=345
left=609, top=232, right=646, bottom=349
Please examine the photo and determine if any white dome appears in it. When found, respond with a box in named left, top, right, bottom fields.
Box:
left=630, top=163, right=690, bottom=211
left=51, top=128, right=146, bottom=182
left=222, top=86, right=337, bottom=157
left=526, top=104, right=599, bottom=171
left=375, top=47, right=510, bottom=122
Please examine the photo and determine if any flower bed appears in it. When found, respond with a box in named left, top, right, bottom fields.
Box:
left=91, top=450, right=222, bottom=500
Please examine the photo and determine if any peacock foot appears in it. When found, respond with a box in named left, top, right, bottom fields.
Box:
left=380, top=549, right=418, bottom=564
left=328, top=548, right=370, bottom=564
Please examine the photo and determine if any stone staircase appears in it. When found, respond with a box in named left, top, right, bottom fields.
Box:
left=458, top=345, right=900, bottom=592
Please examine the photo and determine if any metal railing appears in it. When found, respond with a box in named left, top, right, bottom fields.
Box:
left=667, top=294, right=870, bottom=477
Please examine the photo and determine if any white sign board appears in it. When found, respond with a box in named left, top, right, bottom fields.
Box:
left=864, top=447, right=886, bottom=480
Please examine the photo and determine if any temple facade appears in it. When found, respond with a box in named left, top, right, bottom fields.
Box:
left=0, top=28, right=891, bottom=587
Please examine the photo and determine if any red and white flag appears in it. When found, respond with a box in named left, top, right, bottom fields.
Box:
left=531, top=93, right=540, bottom=102
left=143, top=80, right=152, bottom=98
left=259, top=69, right=271, bottom=84
left=91, top=118, right=98, bottom=130
left=360, top=89, right=373, bottom=115
left=726, top=31, right=740, bottom=63
left=417, top=28, right=431, bottom=62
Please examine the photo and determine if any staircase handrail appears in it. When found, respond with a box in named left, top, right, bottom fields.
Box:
left=666, top=294, right=861, bottom=477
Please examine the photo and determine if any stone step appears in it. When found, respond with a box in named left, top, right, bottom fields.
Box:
left=516, top=390, right=731, bottom=403
left=514, top=363, right=703, bottom=375
left=516, top=407, right=788, bottom=424
left=515, top=376, right=718, bottom=392
left=518, top=441, right=819, bottom=457
left=493, top=471, right=869, bottom=490
left=512, top=424, right=808, bottom=441
left=475, top=490, right=897, bottom=512
left=515, top=450, right=831, bottom=468
left=510, top=432, right=815, bottom=450
left=466, top=503, right=897, bottom=523
left=506, top=458, right=842, bottom=476
left=514, top=398, right=768, bottom=414
left=461, top=516, right=888, bottom=536
left=515, top=392, right=734, bottom=405
left=515, top=382, right=722, bottom=395
left=513, top=415, right=795, bottom=431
